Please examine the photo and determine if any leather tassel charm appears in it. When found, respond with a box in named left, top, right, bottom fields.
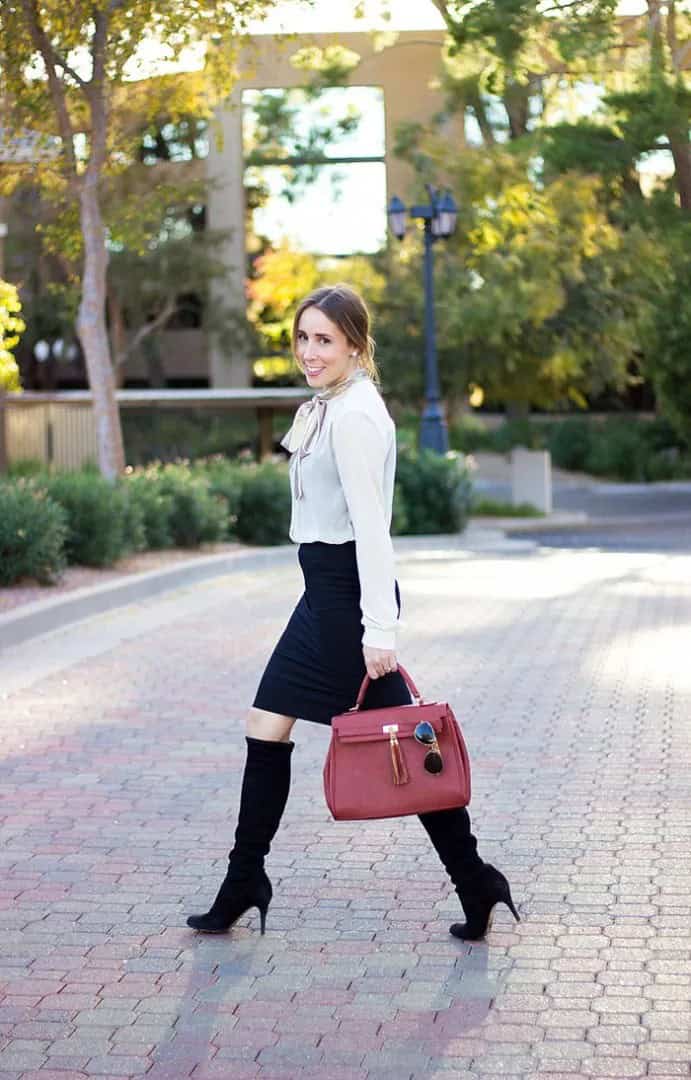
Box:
left=384, top=725, right=409, bottom=785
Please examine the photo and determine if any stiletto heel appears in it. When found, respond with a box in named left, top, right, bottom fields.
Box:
left=259, top=903, right=268, bottom=935
left=504, top=892, right=520, bottom=923
left=186, top=870, right=272, bottom=935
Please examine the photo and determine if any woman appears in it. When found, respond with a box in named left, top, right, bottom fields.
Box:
left=186, top=284, right=519, bottom=940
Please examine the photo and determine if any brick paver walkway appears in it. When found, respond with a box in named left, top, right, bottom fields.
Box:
left=1, top=538, right=690, bottom=1080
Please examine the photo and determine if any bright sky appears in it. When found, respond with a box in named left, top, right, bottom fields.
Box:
left=132, top=0, right=650, bottom=78
left=248, top=0, right=648, bottom=34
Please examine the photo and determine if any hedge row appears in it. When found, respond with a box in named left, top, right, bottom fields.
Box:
left=448, top=413, right=691, bottom=482
left=0, top=449, right=472, bottom=587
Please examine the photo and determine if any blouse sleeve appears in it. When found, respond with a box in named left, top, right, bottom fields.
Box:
left=331, top=409, right=398, bottom=650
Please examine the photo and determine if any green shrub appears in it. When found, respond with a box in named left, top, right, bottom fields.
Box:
left=395, top=449, right=472, bottom=534
left=119, top=487, right=147, bottom=556
left=197, top=457, right=245, bottom=537
left=0, top=482, right=68, bottom=585
left=487, top=418, right=547, bottom=453
left=153, top=463, right=228, bottom=547
left=235, top=463, right=291, bottom=545
left=472, top=497, right=543, bottom=517
left=43, top=472, right=132, bottom=567
left=640, top=415, right=681, bottom=455
left=584, top=419, right=647, bottom=481
left=7, top=458, right=47, bottom=479
left=547, top=417, right=593, bottom=471
left=448, top=414, right=494, bottom=453
left=391, top=481, right=410, bottom=536
left=123, top=471, right=175, bottom=549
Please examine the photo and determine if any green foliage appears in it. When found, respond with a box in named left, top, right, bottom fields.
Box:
left=149, top=464, right=228, bottom=547
left=447, top=414, right=494, bottom=453
left=488, top=417, right=549, bottom=453
left=200, top=457, right=245, bottom=535
left=447, top=171, right=648, bottom=407
left=583, top=417, right=690, bottom=482
left=123, top=472, right=176, bottom=550
left=540, top=121, right=639, bottom=192
left=6, top=459, right=46, bottom=478
left=234, top=463, right=291, bottom=545
left=381, top=0, right=690, bottom=434
left=580, top=419, right=646, bottom=481
left=472, top=497, right=543, bottom=517
left=373, top=144, right=657, bottom=413
left=473, top=413, right=691, bottom=481
left=394, top=449, right=472, bottom=535
left=640, top=226, right=691, bottom=450
left=42, top=472, right=135, bottom=567
left=391, top=482, right=410, bottom=537
left=0, top=482, right=68, bottom=585
left=546, top=417, right=593, bottom=470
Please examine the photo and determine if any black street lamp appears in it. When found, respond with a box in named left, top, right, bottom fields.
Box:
left=387, top=184, right=458, bottom=454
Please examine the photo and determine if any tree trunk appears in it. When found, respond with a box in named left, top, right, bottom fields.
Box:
left=77, top=177, right=125, bottom=479
left=504, top=78, right=531, bottom=140
left=669, top=136, right=691, bottom=211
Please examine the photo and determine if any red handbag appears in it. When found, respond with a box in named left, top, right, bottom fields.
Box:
left=323, top=665, right=471, bottom=821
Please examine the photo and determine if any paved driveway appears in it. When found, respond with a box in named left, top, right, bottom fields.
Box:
left=1, top=537, right=690, bottom=1079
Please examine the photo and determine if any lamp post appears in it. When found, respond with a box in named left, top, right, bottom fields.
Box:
left=387, top=184, right=457, bottom=454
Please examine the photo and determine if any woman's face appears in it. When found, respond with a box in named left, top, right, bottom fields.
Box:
left=296, top=306, right=358, bottom=390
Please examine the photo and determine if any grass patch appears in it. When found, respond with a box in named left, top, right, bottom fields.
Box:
left=472, top=497, right=545, bottom=518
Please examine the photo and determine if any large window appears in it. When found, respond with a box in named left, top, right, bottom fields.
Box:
left=243, top=86, right=387, bottom=255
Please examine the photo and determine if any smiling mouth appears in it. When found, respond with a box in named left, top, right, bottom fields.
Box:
left=305, top=366, right=326, bottom=376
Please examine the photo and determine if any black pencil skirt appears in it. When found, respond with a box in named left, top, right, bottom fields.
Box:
left=253, top=541, right=412, bottom=725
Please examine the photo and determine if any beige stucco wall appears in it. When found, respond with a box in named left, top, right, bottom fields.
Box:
left=206, top=30, right=455, bottom=387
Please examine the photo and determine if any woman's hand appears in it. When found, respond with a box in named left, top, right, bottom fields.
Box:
left=363, top=645, right=398, bottom=680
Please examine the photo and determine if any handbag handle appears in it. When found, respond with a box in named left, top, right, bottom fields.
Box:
left=351, top=664, right=422, bottom=711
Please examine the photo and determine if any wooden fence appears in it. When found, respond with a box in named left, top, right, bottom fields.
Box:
left=0, top=388, right=311, bottom=471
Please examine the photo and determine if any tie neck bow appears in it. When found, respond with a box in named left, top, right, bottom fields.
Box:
left=281, top=368, right=370, bottom=498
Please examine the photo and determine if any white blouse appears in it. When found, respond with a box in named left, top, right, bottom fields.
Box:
left=287, top=376, right=398, bottom=650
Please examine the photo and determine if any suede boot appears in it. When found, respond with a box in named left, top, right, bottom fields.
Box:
left=419, top=806, right=519, bottom=940
left=186, top=736, right=294, bottom=934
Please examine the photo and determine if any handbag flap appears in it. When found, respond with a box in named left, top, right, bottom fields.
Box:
left=332, top=702, right=447, bottom=743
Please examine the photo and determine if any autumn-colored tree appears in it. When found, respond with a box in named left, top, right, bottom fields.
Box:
left=0, top=1, right=283, bottom=479
left=0, top=279, right=24, bottom=392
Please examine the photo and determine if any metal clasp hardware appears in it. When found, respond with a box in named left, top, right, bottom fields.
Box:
left=382, top=724, right=399, bottom=735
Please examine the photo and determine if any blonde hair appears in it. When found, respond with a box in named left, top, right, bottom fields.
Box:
left=291, top=283, right=380, bottom=385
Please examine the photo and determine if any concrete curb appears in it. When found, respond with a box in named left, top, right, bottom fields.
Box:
left=471, top=511, right=588, bottom=533
left=502, top=510, right=691, bottom=534
left=0, top=545, right=296, bottom=652
left=0, top=525, right=531, bottom=651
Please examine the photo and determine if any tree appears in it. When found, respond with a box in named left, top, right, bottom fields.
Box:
left=0, top=0, right=282, bottom=479
left=380, top=141, right=658, bottom=413
left=0, top=279, right=24, bottom=391
left=382, top=1, right=689, bottom=419
left=431, top=1, right=690, bottom=209
left=640, top=217, right=691, bottom=446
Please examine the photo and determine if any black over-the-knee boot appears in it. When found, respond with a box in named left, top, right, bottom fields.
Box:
left=419, top=807, right=520, bottom=940
left=186, top=736, right=294, bottom=934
